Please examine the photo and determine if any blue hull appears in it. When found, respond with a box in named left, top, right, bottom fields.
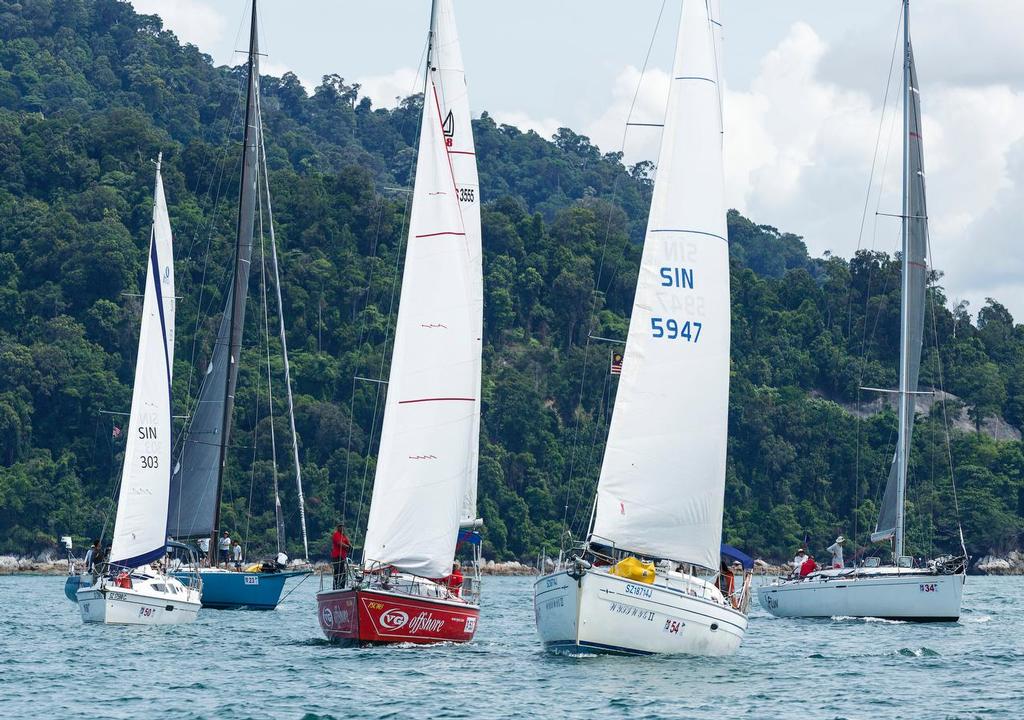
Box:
left=174, top=569, right=309, bottom=610
left=64, top=574, right=90, bottom=602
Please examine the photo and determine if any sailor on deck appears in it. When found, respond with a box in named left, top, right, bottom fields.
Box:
left=792, top=548, right=808, bottom=577
left=827, top=536, right=845, bottom=569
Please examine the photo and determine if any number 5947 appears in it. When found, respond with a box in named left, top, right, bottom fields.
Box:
left=651, top=317, right=702, bottom=342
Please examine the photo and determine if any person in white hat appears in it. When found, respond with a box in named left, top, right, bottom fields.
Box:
left=827, top=536, right=845, bottom=569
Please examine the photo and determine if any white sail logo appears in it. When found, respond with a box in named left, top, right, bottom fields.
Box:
left=379, top=609, right=409, bottom=630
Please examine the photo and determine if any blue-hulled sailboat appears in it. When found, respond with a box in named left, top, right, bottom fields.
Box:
left=167, top=0, right=310, bottom=609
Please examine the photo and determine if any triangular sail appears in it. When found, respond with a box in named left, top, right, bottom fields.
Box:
left=168, top=2, right=261, bottom=538
left=590, top=0, right=729, bottom=570
left=873, top=44, right=928, bottom=544
left=110, top=164, right=175, bottom=568
left=361, top=12, right=481, bottom=577
left=432, top=0, right=483, bottom=526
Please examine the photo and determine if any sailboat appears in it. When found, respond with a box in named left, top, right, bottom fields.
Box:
left=757, top=0, right=966, bottom=622
left=533, top=0, right=751, bottom=656
left=316, top=0, right=484, bottom=645
left=167, top=0, right=310, bottom=610
left=78, top=156, right=202, bottom=625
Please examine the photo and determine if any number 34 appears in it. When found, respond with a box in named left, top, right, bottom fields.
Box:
left=651, top=317, right=702, bottom=342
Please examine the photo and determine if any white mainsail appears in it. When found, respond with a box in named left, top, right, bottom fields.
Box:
left=362, top=0, right=481, bottom=578
left=591, top=0, right=729, bottom=571
left=432, top=0, right=482, bottom=526
left=109, top=162, right=175, bottom=567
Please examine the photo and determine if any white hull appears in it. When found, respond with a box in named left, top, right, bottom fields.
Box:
left=534, top=568, right=747, bottom=656
left=757, top=568, right=964, bottom=621
left=78, top=573, right=201, bottom=625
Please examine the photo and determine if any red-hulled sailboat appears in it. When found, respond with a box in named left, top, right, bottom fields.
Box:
left=317, top=0, right=483, bottom=646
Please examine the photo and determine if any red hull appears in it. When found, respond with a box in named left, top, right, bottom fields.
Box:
left=317, top=587, right=479, bottom=645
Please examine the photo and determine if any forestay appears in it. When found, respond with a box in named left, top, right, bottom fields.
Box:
left=110, top=164, right=175, bottom=568
left=591, top=0, right=729, bottom=571
left=432, top=0, right=483, bottom=526
left=361, top=6, right=481, bottom=577
left=873, top=45, right=929, bottom=543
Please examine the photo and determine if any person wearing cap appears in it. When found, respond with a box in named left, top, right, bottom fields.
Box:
left=792, top=548, right=808, bottom=577
left=827, top=536, right=846, bottom=569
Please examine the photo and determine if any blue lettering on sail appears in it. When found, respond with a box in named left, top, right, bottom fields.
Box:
left=659, top=267, right=694, bottom=288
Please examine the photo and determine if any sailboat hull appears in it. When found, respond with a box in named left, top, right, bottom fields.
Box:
left=317, top=586, right=479, bottom=646
left=535, top=569, right=747, bottom=656
left=171, top=568, right=309, bottom=610
left=758, top=568, right=964, bottom=621
left=77, top=575, right=201, bottom=625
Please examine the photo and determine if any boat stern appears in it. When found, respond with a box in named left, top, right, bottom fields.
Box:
left=534, top=571, right=581, bottom=652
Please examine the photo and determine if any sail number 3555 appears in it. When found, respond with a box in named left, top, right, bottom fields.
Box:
left=651, top=317, right=702, bottom=342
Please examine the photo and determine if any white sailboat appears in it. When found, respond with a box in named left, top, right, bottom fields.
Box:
left=534, top=0, right=751, bottom=657
left=317, top=0, right=484, bottom=645
left=78, top=156, right=202, bottom=625
left=757, top=0, right=966, bottom=622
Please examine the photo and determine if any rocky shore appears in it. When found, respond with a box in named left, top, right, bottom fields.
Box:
left=0, top=555, right=71, bottom=575
left=975, top=552, right=1024, bottom=575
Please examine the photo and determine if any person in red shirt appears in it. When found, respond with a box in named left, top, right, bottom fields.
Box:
left=331, top=524, right=351, bottom=589
left=800, top=554, right=817, bottom=577
left=446, top=561, right=464, bottom=597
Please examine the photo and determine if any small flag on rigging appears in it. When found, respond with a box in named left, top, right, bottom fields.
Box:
left=610, top=350, right=623, bottom=376
left=111, top=424, right=122, bottom=439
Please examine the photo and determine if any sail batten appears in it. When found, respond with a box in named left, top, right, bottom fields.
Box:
left=590, top=0, right=729, bottom=570
left=362, top=0, right=482, bottom=578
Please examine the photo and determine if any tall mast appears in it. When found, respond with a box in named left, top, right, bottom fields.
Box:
left=895, top=0, right=911, bottom=560
left=212, top=0, right=261, bottom=555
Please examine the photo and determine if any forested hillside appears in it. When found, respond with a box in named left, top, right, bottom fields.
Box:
left=1, top=0, right=1021, bottom=564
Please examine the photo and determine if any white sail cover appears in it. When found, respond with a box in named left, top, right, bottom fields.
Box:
left=432, top=0, right=483, bottom=525
left=152, top=159, right=175, bottom=377
left=361, top=19, right=481, bottom=578
left=110, top=166, right=174, bottom=568
left=591, top=0, right=729, bottom=570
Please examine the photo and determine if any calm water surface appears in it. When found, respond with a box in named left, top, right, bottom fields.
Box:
left=0, top=574, right=1019, bottom=719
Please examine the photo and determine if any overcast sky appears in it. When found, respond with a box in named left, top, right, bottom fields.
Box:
left=130, top=0, right=1024, bottom=321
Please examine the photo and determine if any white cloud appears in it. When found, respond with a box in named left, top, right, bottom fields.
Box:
left=357, top=67, right=421, bottom=109
left=584, top=20, right=1024, bottom=319
left=488, top=111, right=563, bottom=140
left=130, top=0, right=226, bottom=53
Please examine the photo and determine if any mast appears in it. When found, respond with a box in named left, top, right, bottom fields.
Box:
left=212, top=0, right=261, bottom=555
left=894, top=0, right=911, bottom=559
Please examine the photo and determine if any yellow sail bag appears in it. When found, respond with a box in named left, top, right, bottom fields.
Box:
left=608, top=556, right=656, bottom=584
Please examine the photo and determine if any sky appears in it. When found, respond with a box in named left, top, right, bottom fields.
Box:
left=129, top=0, right=1024, bottom=321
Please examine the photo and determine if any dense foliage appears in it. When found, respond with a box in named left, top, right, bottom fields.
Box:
left=1, top=0, right=1022, bottom=565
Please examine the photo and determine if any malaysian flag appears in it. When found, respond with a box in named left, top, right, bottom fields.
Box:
left=111, top=424, right=122, bottom=439
left=610, top=351, right=623, bottom=376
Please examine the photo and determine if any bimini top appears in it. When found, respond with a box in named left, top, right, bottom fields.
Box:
left=720, top=544, right=754, bottom=571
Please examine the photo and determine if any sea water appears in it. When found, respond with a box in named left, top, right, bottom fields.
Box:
left=0, top=574, right=1019, bottom=719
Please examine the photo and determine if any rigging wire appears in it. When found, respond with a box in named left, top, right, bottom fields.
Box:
left=558, top=0, right=669, bottom=545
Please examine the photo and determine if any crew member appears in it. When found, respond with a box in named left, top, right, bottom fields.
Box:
left=197, top=536, right=210, bottom=565
left=718, top=560, right=735, bottom=597
left=232, top=540, right=243, bottom=570
left=800, top=553, right=817, bottom=577
left=84, top=539, right=100, bottom=574
left=219, top=530, right=231, bottom=567
left=331, top=524, right=351, bottom=589
left=447, top=561, right=464, bottom=597
left=792, top=548, right=808, bottom=577
left=827, top=536, right=845, bottom=569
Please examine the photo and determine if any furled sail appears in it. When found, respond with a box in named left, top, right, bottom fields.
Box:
left=168, top=3, right=260, bottom=538
left=110, top=163, right=175, bottom=568
left=590, top=0, right=730, bottom=570
left=431, top=0, right=483, bottom=526
left=873, top=44, right=929, bottom=543
left=361, top=11, right=481, bottom=577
